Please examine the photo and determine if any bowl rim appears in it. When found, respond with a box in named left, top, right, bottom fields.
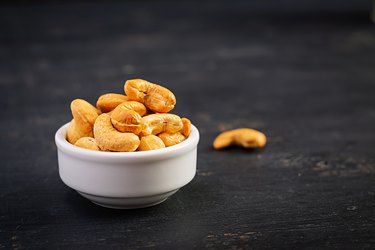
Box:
left=55, top=122, right=200, bottom=160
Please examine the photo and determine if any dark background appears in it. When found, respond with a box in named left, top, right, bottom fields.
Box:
left=1, top=0, right=375, bottom=249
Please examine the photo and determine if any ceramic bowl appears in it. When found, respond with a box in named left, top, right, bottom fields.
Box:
left=55, top=122, right=199, bottom=209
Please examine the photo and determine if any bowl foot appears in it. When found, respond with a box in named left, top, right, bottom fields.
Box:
left=77, top=189, right=179, bottom=209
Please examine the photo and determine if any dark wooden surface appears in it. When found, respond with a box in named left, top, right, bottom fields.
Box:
left=1, top=1, right=375, bottom=249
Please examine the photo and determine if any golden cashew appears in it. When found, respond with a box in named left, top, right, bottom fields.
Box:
left=111, top=110, right=141, bottom=134
left=74, top=137, right=100, bottom=151
left=96, top=93, right=129, bottom=113
left=65, top=80, right=192, bottom=150
left=140, top=113, right=183, bottom=136
left=110, top=101, right=147, bottom=134
left=94, top=113, right=140, bottom=152
left=181, top=117, right=191, bottom=137
left=71, top=99, right=99, bottom=133
left=213, top=128, right=266, bottom=150
left=158, top=132, right=186, bottom=147
left=66, top=119, right=94, bottom=144
left=137, top=135, right=165, bottom=151
left=124, top=79, right=176, bottom=113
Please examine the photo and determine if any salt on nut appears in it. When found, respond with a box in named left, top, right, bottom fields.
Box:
left=124, top=79, right=176, bottom=113
left=213, top=128, right=266, bottom=150
left=74, top=137, right=100, bottom=151
left=110, top=101, right=147, bottom=134
left=93, top=113, right=140, bottom=152
left=137, top=135, right=165, bottom=151
left=96, top=93, right=129, bottom=113
left=158, top=132, right=186, bottom=147
left=140, top=113, right=183, bottom=136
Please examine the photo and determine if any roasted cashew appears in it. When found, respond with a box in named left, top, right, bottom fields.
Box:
left=124, top=79, right=176, bottom=113
left=66, top=99, right=98, bottom=144
left=66, top=119, right=94, bottom=144
left=158, top=132, right=186, bottom=147
left=96, top=93, right=129, bottom=113
left=94, top=113, right=140, bottom=152
left=110, top=101, right=147, bottom=134
left=65, top=80, right=193, bottom=150
left=181, top=117, right=191, bottom=137
left=137, top=135, right=165, bottom=151
left=213, top=128, right=266, bottom=150
left=140, top=113, right=183, bottom=136
left=74, top=137, right=100, bottom=151
left=71, top=99, right=99, bottom=133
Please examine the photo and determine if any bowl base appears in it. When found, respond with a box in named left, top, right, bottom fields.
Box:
left=77, top=189, right=179, bottom=209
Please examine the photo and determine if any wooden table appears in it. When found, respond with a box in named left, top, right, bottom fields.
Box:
left=1, top=1, right=375, bottom=249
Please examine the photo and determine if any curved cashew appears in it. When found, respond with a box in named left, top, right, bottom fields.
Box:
left=158, top=132, right=186, bottom=147
left=96, top=93, right=129, bottom=113
left=124, top=79, right=176, bottom=113
left=140, top=113, right=183, bottom=136
left=71, top=99, right=99, bottom=133
left=74, top=137, right=100, bottom=151
left=213, top=128, right=266, bottom=150
left=110, top=101, right=147, bottom=134
left=181, top=117, right=191, bottom=137
left=138, top=135, right=165, bottom=151
left=66, top=119, right=94, bottom=144
left=94, top=113, right=140, bottom=152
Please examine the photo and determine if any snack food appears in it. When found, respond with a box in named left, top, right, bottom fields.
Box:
left=139, top=113, right=183, bottom=136
left=158, top=132, right=186, bottom=147
left=138, top=135, right=165, bottom=151
left=110, top=101, right=147, bottom=134
left=181, top=118, right=191, bottom=137
left=96, top=93, right=129, bottom=113
left=66, top=99, right=98, bottom=144
left=65, top=79, right=191, bottom=152
left=94, top=113, right=140, bottom=152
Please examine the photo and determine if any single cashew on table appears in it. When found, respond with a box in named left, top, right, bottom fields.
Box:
left=213, top=128, right=267, bottom=150
left=65, top=79, right=191, bottom=152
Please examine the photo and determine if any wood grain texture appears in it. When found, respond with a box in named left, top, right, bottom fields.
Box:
left=0, top=1, right=375, bottom=249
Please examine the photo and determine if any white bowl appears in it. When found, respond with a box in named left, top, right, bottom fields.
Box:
left=55, top=122, right=200, bottom=209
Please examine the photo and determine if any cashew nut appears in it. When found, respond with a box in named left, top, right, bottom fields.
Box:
left=124, top=79, right=176, bottom=113
left=158, top=132, right=186, bottom=147
left=110, top=101, right=147, bottom=134
left=65, top=80, right=192, bottom=151
left=66, top=99, right=98, bottom=144
left=74, top=137, right=100, bottom=151
left=71, top=99, right=99, bottom=133
left=181, top=117, right=191, bottom=137
left=66, top=119, right=94, bottom=144
left=94, top=113, right=140, bottom=152
left=138, top=135, right=165, bottom=151
left=213, top=128, right=266, bottom=150
left=96, top=93, right=129, bottom=113
left=140, top=113, right=183, bottom=136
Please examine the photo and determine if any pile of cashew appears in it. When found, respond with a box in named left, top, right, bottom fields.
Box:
left=66, top=79, right=191, bottom=152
